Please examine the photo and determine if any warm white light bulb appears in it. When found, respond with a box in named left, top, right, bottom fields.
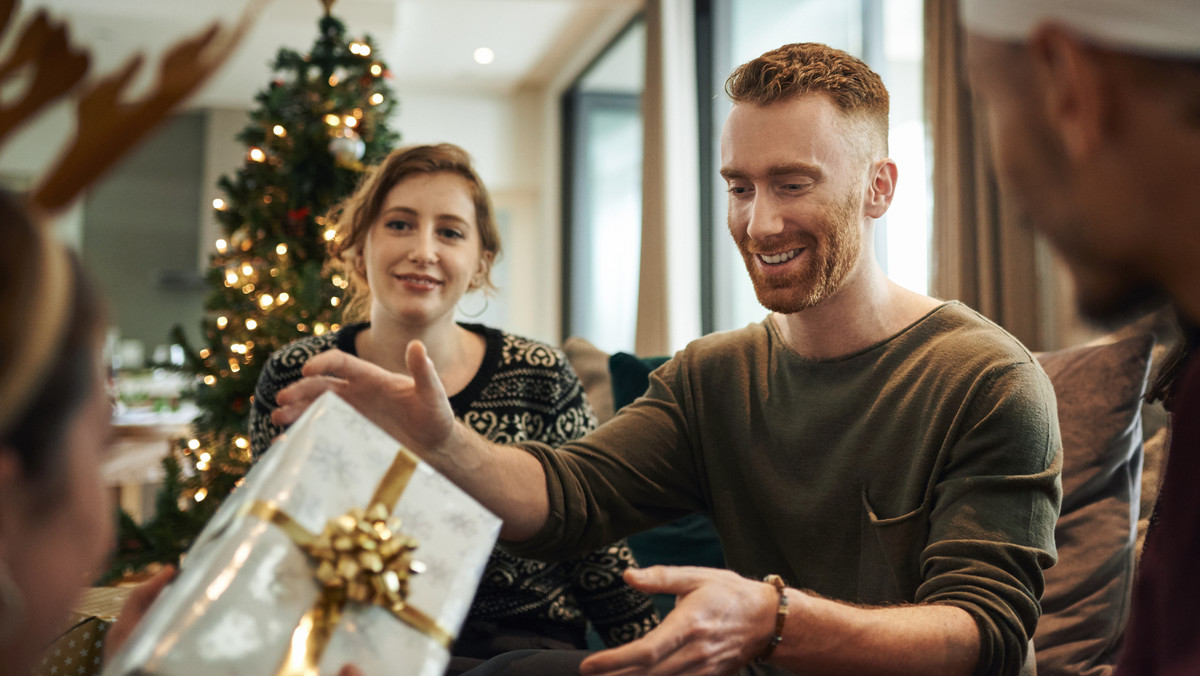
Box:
left=473, top=47, right=495, bottom=65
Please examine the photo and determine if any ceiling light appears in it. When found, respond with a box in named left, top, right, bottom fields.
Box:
left=473, top=47, right=495, bottom=65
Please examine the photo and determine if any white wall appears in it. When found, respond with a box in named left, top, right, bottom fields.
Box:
left=0, top=102, right=87, bottom=249
left=393, top=88, right=557, bottom=343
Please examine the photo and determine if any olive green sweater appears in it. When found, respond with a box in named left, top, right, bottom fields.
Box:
left=510, top=302, right=1062, bottom=676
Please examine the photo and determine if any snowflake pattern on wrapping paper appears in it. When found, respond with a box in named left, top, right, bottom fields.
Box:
left=195, top=609, right=265, bottom=661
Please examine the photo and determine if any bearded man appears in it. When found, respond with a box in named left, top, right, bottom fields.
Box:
left=959, top=0, right=1200, bottom=673
left=273, top=43, right=1061, bottom=676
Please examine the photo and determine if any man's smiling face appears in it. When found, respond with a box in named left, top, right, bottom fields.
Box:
left=721, top=94, right=871, bottom=314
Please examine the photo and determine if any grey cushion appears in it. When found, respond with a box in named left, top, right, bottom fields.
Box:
left=1033, top=334, right=1155, bottom=676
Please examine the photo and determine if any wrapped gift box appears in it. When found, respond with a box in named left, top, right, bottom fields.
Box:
left=104, top=392, right=501, bottom=676
left=34, top=587, right=130, bottom=676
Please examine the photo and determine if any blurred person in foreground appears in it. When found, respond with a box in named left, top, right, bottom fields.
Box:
left=0, top=194, right=173, bottom=675
left=273, top=43, right=1062, bottom=675
left=960, top=0, right=1200, bottom=672
left=0, top=194, right=367, bottom=676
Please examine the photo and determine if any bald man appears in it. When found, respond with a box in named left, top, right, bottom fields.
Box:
left=959, top=0, right=1200, bottom=672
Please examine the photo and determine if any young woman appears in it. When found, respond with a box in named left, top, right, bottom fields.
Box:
left=250, top=143, right=658, bottom=673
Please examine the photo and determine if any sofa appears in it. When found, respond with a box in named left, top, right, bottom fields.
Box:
left=562, top=331, right=1163, bottom=676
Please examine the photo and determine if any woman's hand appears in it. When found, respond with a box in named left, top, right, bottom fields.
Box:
left=103, top=565, right=177, bottom=662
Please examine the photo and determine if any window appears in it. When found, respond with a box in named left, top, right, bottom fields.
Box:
left=561, top=19, right=646, bottom=354
left=701, top=0, right=928, bottom=333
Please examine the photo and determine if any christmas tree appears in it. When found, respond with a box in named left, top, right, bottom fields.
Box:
left=107, top=3, right=399, bottom=578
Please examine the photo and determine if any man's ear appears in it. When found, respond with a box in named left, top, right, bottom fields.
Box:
left=1029, top=25, right=1112, bottom=162
left=864, top=158, right=898, bottom=219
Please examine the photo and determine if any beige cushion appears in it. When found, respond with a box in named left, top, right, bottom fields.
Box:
left=562, top=336, right=614, bottom=424
left=1033, top=334, right=1155, bottom=676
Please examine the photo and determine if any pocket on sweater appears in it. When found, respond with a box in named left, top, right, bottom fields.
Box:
left=858, top=489, right=929, bottom=604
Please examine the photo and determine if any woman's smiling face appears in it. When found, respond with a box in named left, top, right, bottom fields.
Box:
left=361, top=171, right=489, bottom=328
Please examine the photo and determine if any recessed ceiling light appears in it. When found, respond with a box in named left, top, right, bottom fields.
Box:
left=473, top=47, right=495, bottom=65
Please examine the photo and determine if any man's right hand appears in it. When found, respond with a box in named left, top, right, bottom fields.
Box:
left=272, top=340, right=551, bottom=539
left=272, top=340, right=456, bottom=457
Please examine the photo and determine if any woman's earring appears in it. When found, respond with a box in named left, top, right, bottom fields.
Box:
left=0, top=560, right=24, bottom=644
left=457, top=292, right=489, bottom=319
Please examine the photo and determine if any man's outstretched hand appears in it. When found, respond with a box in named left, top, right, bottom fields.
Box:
left=272, top=340, right=457, bottom=455
left=580, top=566, right=778, bottom=676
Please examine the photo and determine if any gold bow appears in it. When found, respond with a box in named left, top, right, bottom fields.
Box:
left=245, top=449, right=453, bottom=676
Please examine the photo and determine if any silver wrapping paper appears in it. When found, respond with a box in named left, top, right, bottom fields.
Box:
left=104, top=392, right=501, bottom=676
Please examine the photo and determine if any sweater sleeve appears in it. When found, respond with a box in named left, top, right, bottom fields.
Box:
left=919, top=361, right=1062, bottom=676
left=248, top=352, right=289, bottom=459
left=569, top=540, right=660, bottom=646
left=541, top=351, right=661, bottom=642
left=506, top=354, right=707, bottom=561
left=248, top=338, right=322, bottom=459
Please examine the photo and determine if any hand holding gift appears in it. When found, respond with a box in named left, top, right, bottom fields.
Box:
left=105, top=392, right=500, bottom=676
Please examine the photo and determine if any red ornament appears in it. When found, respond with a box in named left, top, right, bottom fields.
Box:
left=288, top=206, right=310, bottom=224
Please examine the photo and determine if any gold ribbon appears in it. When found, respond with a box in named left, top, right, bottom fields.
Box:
left=245, top=449, right=453, bottom=676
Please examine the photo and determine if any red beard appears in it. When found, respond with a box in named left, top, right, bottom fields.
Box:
left=732, top=190, right=864, bottom=314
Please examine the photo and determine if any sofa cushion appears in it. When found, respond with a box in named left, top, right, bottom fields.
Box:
left=1033, top=334, right=1155, bottom=676
left=562, top=336, right=615, bottom=424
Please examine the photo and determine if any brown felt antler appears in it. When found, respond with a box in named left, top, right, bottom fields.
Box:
left=0, top=0, right=266, bottom=214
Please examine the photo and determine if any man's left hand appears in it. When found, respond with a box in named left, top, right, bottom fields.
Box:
left=580, top=566, right=777, bottom=676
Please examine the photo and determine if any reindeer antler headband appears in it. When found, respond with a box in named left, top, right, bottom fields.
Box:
left=0, top=0, right=264, bottom=436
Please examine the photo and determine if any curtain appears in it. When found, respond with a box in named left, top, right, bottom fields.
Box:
left=925, top=0, right=1053, bottom=350
left=635, top=0, right=701, bottom=356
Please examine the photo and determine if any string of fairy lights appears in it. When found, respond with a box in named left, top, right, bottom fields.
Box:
left=177, top=31, right=388, bottom=505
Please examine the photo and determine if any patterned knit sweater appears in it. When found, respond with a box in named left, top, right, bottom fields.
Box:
left=249, top=322, right=659, bottom=647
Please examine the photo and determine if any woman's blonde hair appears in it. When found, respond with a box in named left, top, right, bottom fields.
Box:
left=327, top=143, right=500, bottom=323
